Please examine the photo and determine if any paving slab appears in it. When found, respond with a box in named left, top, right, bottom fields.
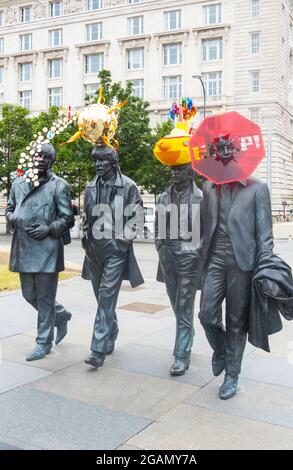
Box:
left=266, top=323, right=293, bottom=358
left=31, top=362, right=198, bottom=420
left=116, top=444, right=142, bottom=450
left=0, top=388, right=151, bottom=450
left=106, top=342, right=215, bottom=387
left=0, top=334, right=88, bottom=372
left=127, top=403, right=293, bottom=450
left=241, top=349, right=293, bottom=388
left=136, top=316, right=256, bottom=358
left=186, top=377, right=293, bottom=429
left=0, top=442, right=20, bottom=450
left=0, top=360, right=51, bottom=394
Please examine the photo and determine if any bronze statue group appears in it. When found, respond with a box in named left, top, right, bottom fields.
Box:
left=6, top=131, right=293, bottom=402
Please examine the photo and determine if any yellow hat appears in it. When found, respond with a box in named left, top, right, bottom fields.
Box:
left=153, top=122, right=191, bottom=166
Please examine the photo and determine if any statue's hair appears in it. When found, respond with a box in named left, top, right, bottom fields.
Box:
left=39, top=143, right=56, bottom=163
left=91, top=145, right=118, bottom=162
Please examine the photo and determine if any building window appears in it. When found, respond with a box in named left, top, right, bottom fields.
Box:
left=86, top=23, right=103, bottom=41
left=161, top=114, right=170, bottom=123
left=163, top=75, right=182, bottom=100
left=49, top=29, right=63, bottom=47
left=128, top=0, right=143, bottom=4
left=127, top=48, right=144, bottom=69
left=84, top=83, right=99, bottom=98
left=0, top=37, right=4, bottom=54
left=128, top=16, right=144, bottom=35
left=250, top=108, right=260, bottom=123
left=49, top=59, right=63, bottom=79
left=84, top=53, right=104, bottom=74
left=202, top=38, right=223, bottom=61
left=0, top=11, right=4, bottom=26
left=250, top=32, right=260, bottom=53
left=251, top=0, right=260, bottom=17
left=49, top=1, right=62, bottom=17
left=163, top=43, right=182, bottom=66
left=87, top=0, right=102, bottom=10
left=20, top=34, right=32, bottom=51
left=164, top=10, right=181, bottom=31
left=250, top=70, right=260, bottom=92
left=129, top=78, right=144, bottom=98
left=49, top=87, right=63, bottom=107
left=203, top=3, right=222, bottom=25
left=0, top=92, right=4, bottom=105
left=202, top=71, right=222, bottom=97
left=19, top=90, right=32, bottom=110
left=0, top=65, right=3, bottom=83
left=20, top=5, right=32, bottom=23
left=19, top=62, right=32, bottom=82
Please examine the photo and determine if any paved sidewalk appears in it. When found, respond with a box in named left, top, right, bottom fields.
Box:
left=0, top=239, right=293, bottom=450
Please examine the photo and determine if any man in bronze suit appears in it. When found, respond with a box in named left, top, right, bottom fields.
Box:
left=6, top=143, right=74, bottom=361
left=82, top=145, right=144, bottom=368
left=155, top=163, right=202, bottom=376
left=199, top=137, right=274, bottom=399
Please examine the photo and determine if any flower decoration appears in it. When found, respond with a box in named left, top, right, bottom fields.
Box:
left=17, top=88, right=126, bottom=187
left=17, top=108, right=77, bottom=187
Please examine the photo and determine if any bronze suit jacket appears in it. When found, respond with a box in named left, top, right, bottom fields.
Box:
left=6, top=172, right=74, bottom=273
left=201, top=177, right=274, bottom=271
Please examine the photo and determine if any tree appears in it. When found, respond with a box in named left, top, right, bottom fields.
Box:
left=0, top=104, right=32, bottom=200
left=0, top=104, right=33, bottom=232
left=31, top=106, right=94, bottom=205
left=95, top=70, right=155, bottom=181
left=137, top=121, right=174, bottom=196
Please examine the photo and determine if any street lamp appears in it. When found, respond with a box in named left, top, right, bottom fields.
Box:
left=193, top=75, right=207, bottom=119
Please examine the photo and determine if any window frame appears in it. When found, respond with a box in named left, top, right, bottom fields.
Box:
left=202, top=37, right=223, bottom=61
left=203, top=3, right=222, bottom=25
left=164, top=10, right=181, bottom=31
left=84, top=52, right=104, bottom=74
left=19, top=89, right=32, bottom=110
left=48, top=86, right=63, bottom=107
left=163, top=42, right=183, bottom=66
left=163, top=75, right=182, bottom=100
left=127, top=48, right=145, bottom=70
left=19, top=62, right=32, bottom=82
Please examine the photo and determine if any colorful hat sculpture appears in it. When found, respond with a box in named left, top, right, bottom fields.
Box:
left=189, top=111, right=265, bottom=184
left=154, top=98, right=197, bottom=166
left=61, top=88, right=127, bottom=149
left=17, top=88, right=126, bottom=187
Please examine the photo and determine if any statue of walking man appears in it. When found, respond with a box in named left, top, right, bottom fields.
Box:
left=155, top=160, right=202, bottom=376
left=6, top=143, right=74, bottom=361
left=82, top=145, right=144, bottom=369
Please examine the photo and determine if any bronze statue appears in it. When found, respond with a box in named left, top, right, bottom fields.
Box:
left=199, top=138, right=274, bottom=399
left=82, top=145, right=144, bottom=369
left=6, top=143, right=74, bottom=361
left=155, top=163, right=202, bottom=376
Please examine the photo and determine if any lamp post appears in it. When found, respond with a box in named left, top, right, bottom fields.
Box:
left=192, top=74, right=207, bottom=119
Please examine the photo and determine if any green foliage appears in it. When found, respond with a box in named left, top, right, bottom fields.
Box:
left=95, top=70, right=154, bottom=181
left=0, top=104, right=32, bottom=199
left=137, top=121, right=173, bottom=196
left=31, top=106, right=94, bottom=200
left=0, top=71, right=203, bottom=210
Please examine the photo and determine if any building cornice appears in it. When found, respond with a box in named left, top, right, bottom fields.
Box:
left=192, top=24, right=231, bottom=43
left=117, top=33, right=151, bottom=51
left=40, top=45, right=70, bottom=62
left=0, top=0, right=203, bottom=33
left=153, top=29, right=190, bottom=48
left=11, top=50, right=38, bottom=68
left=75, top=39, right=111, bottom=57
